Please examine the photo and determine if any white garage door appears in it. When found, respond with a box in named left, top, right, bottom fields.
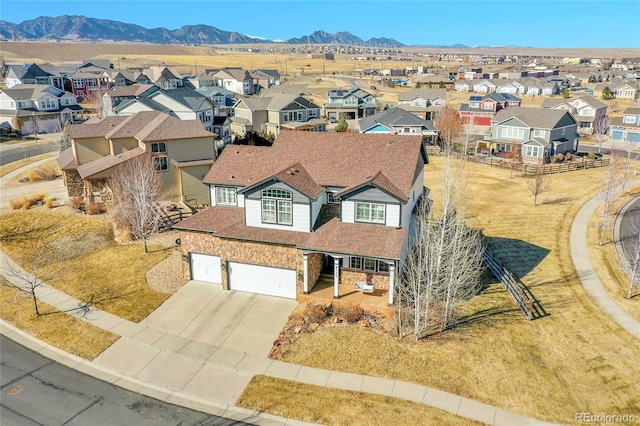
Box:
left=191, top=253, right=222, bottom=283
left=228, top=262, right=296, bottom=299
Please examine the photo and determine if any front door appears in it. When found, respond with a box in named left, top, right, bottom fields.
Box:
left=321, top=254, right=335, bottom=274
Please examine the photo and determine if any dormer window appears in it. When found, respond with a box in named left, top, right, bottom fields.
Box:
left=327, top=192, right=339, bottom=204
left=262, top=189, right=292, bottom=225
left=217, top=187, right=237, bottom=206
left=355, top=202, right=385, bottom=224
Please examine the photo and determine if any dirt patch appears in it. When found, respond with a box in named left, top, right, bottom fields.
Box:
left=145, top=250, right=188, bottom=294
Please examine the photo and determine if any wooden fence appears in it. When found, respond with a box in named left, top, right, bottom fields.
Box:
left=482, top=246, right=545, bottom=320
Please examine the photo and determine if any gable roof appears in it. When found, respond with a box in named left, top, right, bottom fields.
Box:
left=104, top=84, right=158, bottom=98
left=359, top=107, right=437, bottom=133
left=204, top=131, right=425, bottom=202
left=336, top=170, right=406, bottom=201
left=150, top=87, right=213, bottom=111
left=1, top=84, right=65, bottom=100
left=239, top=162, right=325, bottom=200
left=77, top=147, right=145, bottom=178
left=493, top=107, right=576, bottom=129
left=397, top=88, right=447, bottom=102
left=68, top=111, right=215, bottom=141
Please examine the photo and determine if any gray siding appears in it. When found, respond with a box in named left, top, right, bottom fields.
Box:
left=343, top=186, right=400, bottom=204
left=244, top=180, right=312, bottom=203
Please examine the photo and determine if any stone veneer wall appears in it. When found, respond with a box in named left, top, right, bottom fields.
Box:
left=307, top=252, right=323, bottom=292
left=180, top=230, right=305, bottom=297
left=340, top=269, right=389, bottom=290
left=63, top=170, right=85, bottom=197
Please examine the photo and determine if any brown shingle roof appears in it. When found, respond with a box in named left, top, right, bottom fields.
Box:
left=273, top=162, right=325, bottom=199
left=77, top=147, right=145, bottom=179
left=56, top=147, right=77, bottom=171
left=204, top=131, right=424, bottom=202
left=176, top=207, right=405, bottom=260
left=336, top=170, right=405, bottom=201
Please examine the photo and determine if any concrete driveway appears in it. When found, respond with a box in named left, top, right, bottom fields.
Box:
left=141, top=281, right=297, bottom=357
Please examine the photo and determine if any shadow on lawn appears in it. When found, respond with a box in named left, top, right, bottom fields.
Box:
left=482, top=237, right=551, bottom=320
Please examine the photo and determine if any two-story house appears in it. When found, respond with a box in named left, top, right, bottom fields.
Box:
left=0, top=84, right=84, bottom=135
left=208, top=68, right=256, bottom=96
left=5, top=63, right=65, bottom=90
left=459, top=93, right=522, bottom=126
left=251, top=69, right=281, bottom=91
left=141, top=66, right=184, bottom=90
left=480, top=107, right=579, bottom=163
left=66, top=63, right=112, bottom=99
left=541, top=95, right=608, bottom=135
left=324, top=87, right=377, bottom=121
left=112, top=87, right=215, bottom=133
left=396, top=88, right=446, bottom=120
left=595, top=80, right=640, bottom=100
left=610, top=108, right=640, bottom=142
left=230, top=93, right=326, bottom=137
left=174, top=131, right=428, bottom=304
left=56, top=111, right=218, bottom=207
left=358, top=107, right=439, bottom=144
left=101, top=84, right=159, bottom=116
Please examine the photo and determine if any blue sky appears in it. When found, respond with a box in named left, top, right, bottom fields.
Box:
left=2, top=1, right=639, bottom=48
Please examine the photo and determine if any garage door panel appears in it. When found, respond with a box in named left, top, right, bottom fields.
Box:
left=228, top=262, right=296, bottom=299
left=191, top=253, right=222, bottom=283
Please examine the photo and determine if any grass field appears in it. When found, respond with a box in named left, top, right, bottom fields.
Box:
left=254, top=157, right=640, bottom=424
left=0, top=210, right=171, bottom=322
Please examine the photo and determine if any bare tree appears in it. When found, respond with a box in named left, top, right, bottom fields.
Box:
left=1, top=247, right=56, bottom=316
left=84, top=89, right=106, bottom=119
left=593, top=115, right=609, bottom=154
left=599, top=148, right=628, bottom=245
left=503, top=145, right=523, bottom=178
left=397, top=150, right=484, bottom=339
left=625, top=223, right=640, bottom=299
left=527, top=166, right=551, bottom=206
left=434, top=107, right=463, bottom=154
left=109, top=151, right=165, bottom=253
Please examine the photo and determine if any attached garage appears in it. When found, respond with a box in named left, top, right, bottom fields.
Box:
left=228, top=262, right=297, bottom=299
left=191, top=253, right=222, bottom=283
left=611, top=129, right=624, bottom=140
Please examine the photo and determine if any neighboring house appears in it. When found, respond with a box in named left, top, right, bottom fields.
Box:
left=251, top=69, right=281, bottom=91
left=5, top=63, right=65, bottom=89
left=459, top=93, right=522, bottom=126
left=113, top=87, right=215, bottom=133
left=173, top=131, right=428, bottom=304
left=208, top=68, right=256, bottom=96
left=66, top=63, right=112, bottom=99
left=101, top=84, right=159, bottom=116
left=195, top=86, right=236, bottom=117
left=56, top=111, right=218, bottom=206
left=0, top=84, right=84, bottom=134
left=109, top=70, right=138, bottom=87
left=610, top=108, right=640, bottom=142
left=324, top=87, right=377, bottom=121
left=541, top=95, right=608, bottom=135
left=231, top=93, right=326, bottom=137
left=595, top=80, right=640, bottom=100
left=480, top=107, right=579, bottom=163
left=358, top=107, right=439, bottom=144
left=396, top=88, right=446, bottom=120
left=141, top=66, right=184, bottom=90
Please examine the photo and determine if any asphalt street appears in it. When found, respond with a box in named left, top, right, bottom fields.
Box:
left=0, top=335, right=253, bottom=426
left=0, top=141, right=54, bottom=167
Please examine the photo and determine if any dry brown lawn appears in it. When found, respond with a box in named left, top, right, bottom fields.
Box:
left=0, top=210, right=171, bottom=322
left=237, top=375, right=482, bottom=426
left=267, top=157, right=640, bottom=424
left=1, top=278, right=119, bottom=359
left=0, top=153, right=56, bottom=178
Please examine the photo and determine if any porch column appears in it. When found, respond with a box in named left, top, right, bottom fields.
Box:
left=333, top=255, right=342, bottom=299
left=303, top=252, right=309, bottom=294
left=388, top=262, right=396, bottom=306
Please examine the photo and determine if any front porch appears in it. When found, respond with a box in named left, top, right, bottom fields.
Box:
left=299, top=274, right=395, bottom=318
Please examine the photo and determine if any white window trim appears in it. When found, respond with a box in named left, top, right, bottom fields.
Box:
left=151, top=142, right=167, bottom=153
left=153, top=155, right=169, bottom=172
left=355, top=202, right=385, bottom=224
left=216, top=187, right=237, bottom=206
left=261, top=189, right=293, bottom=225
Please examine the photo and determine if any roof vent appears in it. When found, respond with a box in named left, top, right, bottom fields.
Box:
left=288, top=168, right=300, bottom=175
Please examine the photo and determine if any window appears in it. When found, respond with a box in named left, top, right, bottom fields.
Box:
left=262, top=189, right=292, bottom=225
left=500, top=126, right=526, bottom=140
left=363, top=258, right=376, bottom=272
left=348, top=257, right=390, bottom=274
left=153, top=155, right=168, bottom=171
left=523, top=145, right=541, bottom=157
left=483, top=102, right=494, bottom=110
left=533, top=129, right=545, bottom=138
left=40, top=97, right=55, bottom=109
left=327, top=192, right=339, bottom=204
left=216, top=187, right=237, bottom=206
left=16, top=101, right=25, bottom=109
left=151, top=142, right=167, bottom=153
left=355, top=202, right=385, bottom=224
left=623, top=115, right=636, bottom=124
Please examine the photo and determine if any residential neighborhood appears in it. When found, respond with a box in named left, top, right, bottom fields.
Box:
left=1, top=15, right=640, bottom=426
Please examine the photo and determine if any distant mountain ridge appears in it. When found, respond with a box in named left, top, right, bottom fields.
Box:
left=0, top=15, right=466, bottom=48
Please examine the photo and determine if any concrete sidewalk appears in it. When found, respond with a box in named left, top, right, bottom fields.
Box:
left=570, top=185, right=640, bottom=340
left=0, top=250, right=550, bottom=426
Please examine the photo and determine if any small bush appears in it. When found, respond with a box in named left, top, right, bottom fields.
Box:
left=333, top=303, right=364, bottom=323
left=588, top=152, right=597, bottom=160
left=44, top=196, right=55, bottom=208
left=8, top=197, right=24, bottom=209
left=27, top=165, right=58, bottom=182
left=70, top=196, right=84, bottom=209
left=86, top=201, right=104, bottom=215
left=303, top=302, right=330, bottom=325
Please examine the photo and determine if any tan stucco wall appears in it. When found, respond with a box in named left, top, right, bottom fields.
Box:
left=163, top=137, right=216, bottom=163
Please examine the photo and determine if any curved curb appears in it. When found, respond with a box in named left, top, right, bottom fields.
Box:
left=0, top=320, right=314, bottom=426
left=570, top=185, right=640, bottom=339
